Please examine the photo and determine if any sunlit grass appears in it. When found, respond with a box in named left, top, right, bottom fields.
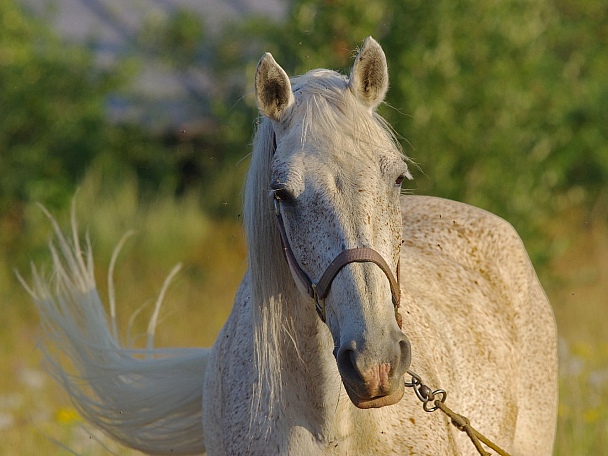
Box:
left=0, top=168, right=246, bottom=455
left=549, top=215, right=608, bottom=456
left=1, top=172, right=606, bottom=454
left=555, top=339, right=608, bottom=455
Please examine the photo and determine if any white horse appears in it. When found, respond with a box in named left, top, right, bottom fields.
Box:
left=24, top=37, right=557, bottom=455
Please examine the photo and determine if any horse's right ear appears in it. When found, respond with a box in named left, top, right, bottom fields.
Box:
left=255, top=53, right=294, bottom=122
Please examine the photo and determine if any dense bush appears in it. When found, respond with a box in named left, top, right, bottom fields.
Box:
left=0, top=0, right=113, bottom=211
left=0, top=1, right=201, bottom=215
left=210, top=0, right=608, bottom=262
left=2, top=0, right=606, bottom=265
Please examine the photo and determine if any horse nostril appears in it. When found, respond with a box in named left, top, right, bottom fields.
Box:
left=337, top=345, right=360, bottom=382
left=399, top=336, right=412, bottom=372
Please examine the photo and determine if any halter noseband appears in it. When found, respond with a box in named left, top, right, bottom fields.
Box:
left=273, top=195, right=403, bottom=328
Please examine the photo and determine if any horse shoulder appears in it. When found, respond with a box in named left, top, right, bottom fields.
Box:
left=399, top=195, right=557, bottom=455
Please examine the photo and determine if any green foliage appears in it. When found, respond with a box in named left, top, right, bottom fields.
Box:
left=211, top=0, right=608, bottom=263
left=0, top=0, right=197, bottom=274
left=139, top=10, right=207, bottom=67
left=0, top=1, right=208, bottom=213
left=0, top=3, right=606, bottom=453
left=2, top=0, right=606, bottom=259
left=0, top=0, right=121, bottom=212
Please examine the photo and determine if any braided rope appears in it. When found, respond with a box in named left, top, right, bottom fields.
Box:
left=405, top=370, right=511, bottom=456
left=434, top=400, right=511, bottom=456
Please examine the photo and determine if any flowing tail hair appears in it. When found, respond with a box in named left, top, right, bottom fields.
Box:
left=18, top=205, right=208, bottom=455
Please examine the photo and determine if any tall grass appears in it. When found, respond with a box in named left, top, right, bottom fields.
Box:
left=0, top=167, right=245, bottom=454
left=0, top=169, right=605, bottom=454
left=548, top=210, right=608, bottom=455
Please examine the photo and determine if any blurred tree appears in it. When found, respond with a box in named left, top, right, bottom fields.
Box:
left=381, top=0, right=606, bottom=238
left=139, top=9, right=207, bottom=68
left=210, top=0, right=608, bottom=263
left=2, top=0, right=606, bottom=263
left=0, top=0, right=109, bottom=211
left=0, top=1, right=197, bottom=214
left=0, top=0, right=191, bottom=267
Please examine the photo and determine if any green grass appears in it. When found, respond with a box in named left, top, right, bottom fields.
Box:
left=547, top=211, right=608, bottom=456
left=0, top=172, right=246, bottom=455
left=1, top=175, right=606, bottom=454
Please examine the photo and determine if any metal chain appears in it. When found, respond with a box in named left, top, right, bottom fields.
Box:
left=404, top=369, right=512, bottom=456
left=404, top=369, right=447, bottom=412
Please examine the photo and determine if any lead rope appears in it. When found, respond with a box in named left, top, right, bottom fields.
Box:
left=404, top=370, right=512, bottom=456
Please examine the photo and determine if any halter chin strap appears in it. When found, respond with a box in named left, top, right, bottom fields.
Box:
left=273, top=196, right=402, bottom=328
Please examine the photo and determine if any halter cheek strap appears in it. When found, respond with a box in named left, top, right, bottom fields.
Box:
left=273, top=196, right=402, bottom=328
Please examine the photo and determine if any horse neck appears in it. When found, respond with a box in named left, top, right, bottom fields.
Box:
left=280, top=279, right=337, bottom=377
left=274, top=271, right=348, bottom=421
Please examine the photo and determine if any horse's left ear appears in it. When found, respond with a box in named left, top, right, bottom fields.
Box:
left=255, top=52, right=295, bottom=122
left=349, top=37, right=389, bottom=110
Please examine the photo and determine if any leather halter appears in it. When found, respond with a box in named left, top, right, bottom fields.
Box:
left=273, top=195, right=403, bottom=328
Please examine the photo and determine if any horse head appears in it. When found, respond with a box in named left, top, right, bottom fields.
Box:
left=254, top=37, right=411, bottom=409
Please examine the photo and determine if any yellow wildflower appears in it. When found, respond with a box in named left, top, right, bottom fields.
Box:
left=55, top=406, right=80, bottom=424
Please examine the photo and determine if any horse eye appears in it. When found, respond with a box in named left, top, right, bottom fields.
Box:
left=274, top=188, right=291, bottom=201
left=271, top=183, right=293, bottom=202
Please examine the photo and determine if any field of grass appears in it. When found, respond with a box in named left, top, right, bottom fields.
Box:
left=0, top=174, right=247, bottom=455
left=548, top=208, right=608, bottom=455
left=0, top=177, right=606, bottom=455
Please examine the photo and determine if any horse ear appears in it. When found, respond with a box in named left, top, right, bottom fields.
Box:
left=255, top=53, right=294, bottom=121
left=349, top=37, right=389, bottom=110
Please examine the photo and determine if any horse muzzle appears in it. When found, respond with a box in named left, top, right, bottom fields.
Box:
left=336, top=332, right=411, bottom=409
left=347, top=385, right=405, bottom=409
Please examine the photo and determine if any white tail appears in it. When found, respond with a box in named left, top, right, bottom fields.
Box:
left=19, top=205, right=208, bottom=455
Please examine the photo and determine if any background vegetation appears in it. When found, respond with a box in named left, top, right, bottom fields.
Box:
left=1, top=0, right=606, bottom=453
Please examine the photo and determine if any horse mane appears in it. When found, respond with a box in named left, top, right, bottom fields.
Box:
left=243, top=68, right=408, bottom=436
left=244, top=116, right=291, bottom=433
